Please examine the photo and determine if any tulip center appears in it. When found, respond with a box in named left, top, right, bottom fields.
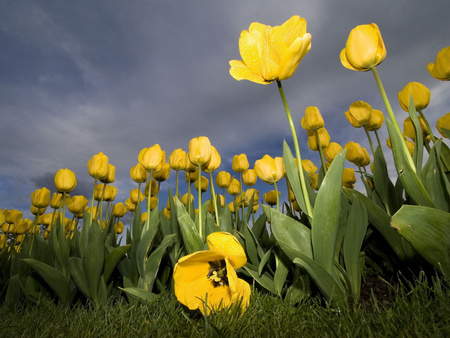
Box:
left=207, top=260, right=228, bottom=287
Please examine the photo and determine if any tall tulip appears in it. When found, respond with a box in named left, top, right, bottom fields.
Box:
left=188, top=136, right=212, bottom=166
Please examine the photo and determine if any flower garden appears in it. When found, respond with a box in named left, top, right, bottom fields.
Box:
left=1, top=15, right=449, bottom=335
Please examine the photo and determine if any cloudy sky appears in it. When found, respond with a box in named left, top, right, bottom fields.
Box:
left=1, top=0, right=449, bottom=220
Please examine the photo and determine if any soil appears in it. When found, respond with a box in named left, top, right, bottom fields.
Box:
left=359, top=276, right=397, bottom=310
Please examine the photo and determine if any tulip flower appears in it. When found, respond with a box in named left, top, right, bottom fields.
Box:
left=188, top=136, right=212, bottom=166
left=169, top=148, right=187, bottom=171
left=403, top=117, right=428, bottom=141
left=342, top=168, right=356, bottom=189
left=307, top=128, right=330, bottom=151
left=173, top=232, right=250, bottom=315
left=254, top=155, right=284, bottom=185
left=153, top=163, right=171, bottom=182
left=54, top=169, right=77, bottom=193
left=345, top=142, right=368, bottom=167
left=427, top=46, right=450, bottom=81
left=227, top=178, right=241, bottom=197
left=87, top=152, right=109, bottom=180
left=114, top=221, right=124, bottom=234
left=229, top=15, right=311, bottom=84
left=324, top=142, right=343, bottom=163
left=30, top=205, right=46, bottom=216
left=366, top=109, right=385, bottom=131
left=50, top=193, right=63, bottom=209
left=436, top=113, right=450, bottom=138
left=130, top=163, right=148, bottom=183
left=232, top=154, right=249, bottom=173
left=215, top=171, right=232, bottom=189
left=100, top=164, right=116, bottom=184
left=182, top=193, right=194, bottom=206
left=398, top=82, right=431, bottom=112
left=67, top=195, right=88, bottom=216
left=263, top=190, right=279, bottom=206
left=144, top=180, right=159, bottom=197
left=202, top=146, right=221, bottom=173
left=242, top=169, right=257, bottom=187
left=125, top=198, right=136, bottom=212
left=301, top=106, right=325, bottom=131
left=139, top=145, right=165, bottom=173
left=194, top=176, right=209, bottom=193
left=340, top=23, right=386, bottom=71
left=345, top=101, right=373, bottom=128
left=301, top=159, right=318, bottom=178
left=31, top=187, right=51, bottom=209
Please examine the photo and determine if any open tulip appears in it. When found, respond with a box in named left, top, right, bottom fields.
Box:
left=173, top=232, right=250, bottom=315
left=340, top=23, right=386, bottom=71
left=427, top=46, right=450, bottom=81
left=31, top=187, right=51, bottom=208
left=254, top=155, right=284, bottom=184
left=345, top=101, right=373, bottom=128
left=229, top=15, right=311, bottom=84
left=87, top=152, right=109, bottom=180
left=54, top=169, right=77, bottom=193
left=436, top=113, right=450, bottom=138
left=301, top=106, right=324, bottom=131
left=188, top=136, right=212, bottom=166
left=398, top=82, right=431, bottom=112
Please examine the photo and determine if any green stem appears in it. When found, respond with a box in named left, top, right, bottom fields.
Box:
left=175, top=171, right=179, bottom=198
left=315, top=129, right=328, bottom=176
left=418, top=109, right=438, bottom=144
left=89, top=178, right=98, bottom=227
left=277, top=80, right=313, bottom=217
left=197, top=166, right=203, bottom=239
left=371, top=66, right=416, bottom=172
left=274, top=181, right=280, bottom=212
left=146, top=172, right=153, bottom=231
left=209, top=172, right=220, bottom=229
left=239, top=172, right=244, bottom=221
left=364, top=126, right=376, bottom=157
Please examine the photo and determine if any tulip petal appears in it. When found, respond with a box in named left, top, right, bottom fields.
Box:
left=239, top=26, right=264, bottom=76
left=346, top=25, right=379, bottom=70
left=229, top=60, right=270, bottom=84
left=207, top=232, right=247, bottom=269
left=231, top=278, right=252, bottom=311
left=279, top=15, right=307, bottom=46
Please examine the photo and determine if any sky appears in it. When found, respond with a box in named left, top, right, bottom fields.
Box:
left=1, top=0, right=449, bottom=221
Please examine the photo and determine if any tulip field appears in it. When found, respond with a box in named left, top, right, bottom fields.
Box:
left=1, top=15, right=450, bottom=336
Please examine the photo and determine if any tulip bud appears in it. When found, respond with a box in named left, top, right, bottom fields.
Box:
left=68, top=195, right=88, bottom=215
left=227, top=178, right=241, bottom=196
left=169, top=148, right=186, bottom=171
left=153, top=162, right=171, bottom=182
left=31, top=187, right=51, bottom=208
left=87, top=152, right=109, bottom=180
left=54, top=169, right=77, bottom=193
left=50, top=193, right=63, bottom=209
left=216, top=171, right=232, bottom=189
left=144, top=179, right=159, bottom=197
left=324, top=142, right=343, bottom=163
left=398, top=82, right=431, bottom=112
left=30, top=205, right=46, bottom=216
left=301, top=159, right=317, bottom=178
left=427, top=46, right=450, bottom=81
left=366, top=109, right=385, bottom=131
left=188, top=136, right=212, bottom=166
left=340, top=23, right=386, bottom=71
left=139, top=145, right=165, bottom=172
left=243, top=169, right=257, bottom=187
left=403, top=116, right=428, bottom=141
left=125, top=198, right=136, bottom=212
left=342, top=168, right=356, bottom=189
left=232, top=154, right=249, bottom=173
left=254, top=155, right=284, bottom=184
left=114, top=221, right=124, bottom=234
left=436, top=113, right=450, bottom=138
left=182, top=193, right=194, bottom=206
left=345, top=142, right=368, bottom=167
left=345, top=101, right=372, bottom=128
left=301, top=106, right=325, bottom=131
left=100, top=164, right=116, bottom=184
left=194, top=176, right=209, bottom=193
left=307, top=128, right=330, bottom=151
left=130, top=163, right=148, bottom=183
left=0, top=208, right=4, bottom=225
left=184, top=153, right=197, bottom=173
left=263, top=190, right=279, bottom=206
left=130, top=188, right=145, bottom=205
left=202, top=146, right=221, bottom=173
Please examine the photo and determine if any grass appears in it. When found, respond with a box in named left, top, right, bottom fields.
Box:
left=1, top=274, right=449, bottom=337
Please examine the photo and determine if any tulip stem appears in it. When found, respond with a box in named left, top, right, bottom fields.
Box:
left=146, top=172, right=153, bottom=231
left=371, top=66, right=416, bottom=172
left=315, top=129, right=328, bottom=176
left=277, top=81, right=313, bottom=217
left=89, top=178, right=98, bottom=227
left=274, top=181, right=280, bottom=212
left=364, top=127, right=376, bottom=157
left=198, top=165, right=203, bottom=240
left=209, top=172, right=220, bottom=229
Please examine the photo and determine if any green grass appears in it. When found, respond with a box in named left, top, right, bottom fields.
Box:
left=1, top=275, right=449, bottom=337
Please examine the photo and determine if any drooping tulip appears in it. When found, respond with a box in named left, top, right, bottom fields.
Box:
left=307, top=128, right=330, bottom=151
left=345, top=101, right=373, bottom=128
left=366, top=109, right=385, bottom=131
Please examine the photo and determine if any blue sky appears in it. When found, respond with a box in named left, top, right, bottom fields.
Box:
left=1, top=0, right=449, bottom=220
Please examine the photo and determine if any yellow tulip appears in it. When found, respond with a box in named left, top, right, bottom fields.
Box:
left=184, top=153, right=197, bottom=173
left=202, top=146, right=221, bottom=173
left=100, top=164, right=116, bottom=184
left=4, top=209, right=23, bottom=225
left=188, top=136, right=212, bottom=166
left=254, top=155, right=284, bottom=184
left=30, top=205, right=46, bottom=216
left=307, top=128, right=330, bottom=151
left=139, top=145, right=165, bottom=173
left=263, top=190, right=279, bottom=206
left=403, top=116, right=428, bottom=141
left=54, top=169, right=77, bottom=193
left=345, top=142, right=367, bottom=167
left=436, top=113, right=450, bottom=138
left=68, top=195, right=88, bottom=215
left=114, top=221, right=124, bottom=234
left=427, top=46, right=450, bottom=81
left=366, top=109, right=385, bottom=131
left=311, top=173, right=319, bottom=190
left=173, top=232, right=250, bottom=315
left=324, top=142, right=343, bottom=163
left=125, top=198, right=136, bottom=212
left=182, top=193, right=194, bottom=206
left=345, top=101, right=373, bottom=128
left=130, top=188, right=145, bottom=205
left=398, top=82, right=431, bottom=112
left=185, top=169, right=198, bottom=183
left=194, top=176, right=209, bottom=193
left=340, top=23, right=386, bottom=71
left=227, top=178, right=241, bottom=196
left=50, top=193, right=63, bottom=209
left=0, top=208, right=4, bottom=225
left=130, top=163, right=148, bottom=183
left=144, top=179, right=159, bottom=197
left=31, top=187, right=51, bottom=208
left=169, top=148, right=186, bottom=171
left=232, top=154, right=249, bottom=173
left=301, top=159, right=317, bottom=178
left=0, top=234, right=6, bottom=249
left=242, top=169, right=257, bottom=187
left=342, top=168, right=356, bottom=189
left=104, top=185, right=117, bottom=202
left=153, top=163, right=171, bottom=182
left=87, top=152, right=109, bottom=180
left=301, top=106, right=324, bottom=131
left=229, top=15, right=311, bottom=84
left=406, top=140, right=415, bottom=156
left=215, top=171, right=232, bottom=189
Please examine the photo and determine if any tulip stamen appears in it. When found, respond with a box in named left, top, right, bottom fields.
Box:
left=207, top=260, right=229, bottom=287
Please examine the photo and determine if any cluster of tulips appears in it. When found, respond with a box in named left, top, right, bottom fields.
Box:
left=0, top=15, right=449, bottom=315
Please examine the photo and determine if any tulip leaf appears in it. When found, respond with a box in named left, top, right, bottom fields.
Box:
left=391, top=205, right=450, bottom=276
left=175, top=196, right=204, bottom=254
left=342, top=197, right=368, bottom=300
left=242, top=265, right=276, bottom=294
left=311, top=149, right=346, bottom=274
left=83, top=222, right=105, bottom=302
left=408, top=96, right=424, bottom=176
left=218, top=205, right=233, bottom=233
left=293, top=255, right=346, bottom=306
left=243, top=222, right=259, bottom=266
left=119, top=287, right=159, bottom=305
left=386, top=119, right=435, bottom=208
left=274, top=251, right=290, bottom=297
left=257, top=247, right=273, bottom=277
left=263, top=205, right=312, bottom=261
left=22, top=258, right=71, bottom=304
left=104, top=244, right=131, bottom=283
left=136, top=222, right=159, bottom=278
left=421, top=140, right=450, bottom=212
left=373, top=146, right=400, bottom=215
left=69, top=257, right=89, bottom=297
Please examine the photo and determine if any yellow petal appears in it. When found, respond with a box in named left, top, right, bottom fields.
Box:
left=206, top=232, right=247, bottom=269
left=231, top=278, right=252, bottom=312
left=239, top=26, right=264, bottom=76
left=278, top=15, right=307, bottom=46
left=229, top=60, right=270, bottom=84
left=278, top=33, right=311, bottom=80
left=173, top=250, right=224, bottom=286
left=346, top=25, right=379, bottom=70
left=340, top=48, right=360, bottom=71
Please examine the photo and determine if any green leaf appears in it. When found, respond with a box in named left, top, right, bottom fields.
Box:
left=175, top=196, right=204, bottom=254
left=242, top=265, right=276, bottom=294
left=22, top=258, right=71, bottom=304
left=136, top=218, right=159, bottom=278
left=243, top=222, right=259, bottom=265
left=104, top=244, right=130, bottom=283
left=373, top=146, right=400, bottom=215
left=119, top=287, right=159, bottom=305
left=391, top=205, right=450, bottom=276
left=263, top=205, right=312, bottom=261
left=83, top=222, right=105, bottom=302
left=311, top=149, right=346, bottom=274
left=274, top=251, right=290, bottom=297
left=408, top=96, right=424, bottom=176
left=257, top=247, right=273, bottom=276
left=69, top=257, right=89, bottom=297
